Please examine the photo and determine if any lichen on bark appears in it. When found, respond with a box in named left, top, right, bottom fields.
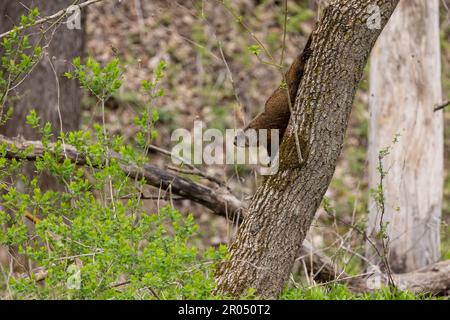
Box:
left=215, top=0, right=400, bottom=298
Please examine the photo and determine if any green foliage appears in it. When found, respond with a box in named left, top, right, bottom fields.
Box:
left=66, top=57, right=122, bottom=101
left=281, top=284, right=429, bottom=300
left=248, top=45, right=261, bottom=56
left=0, top=7, right=42, bottom=124
left=1, top=201, right=226, bottom=299
left=0, top=55, right=227, bottom=299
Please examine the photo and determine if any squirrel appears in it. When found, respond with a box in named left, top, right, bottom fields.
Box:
left=234, top=34, right=313, bottom=156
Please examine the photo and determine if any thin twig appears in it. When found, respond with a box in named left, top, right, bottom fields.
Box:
left=0, top=0, right=105, bottom=39
left=149, top=144, right=229, bottom=188
left=119, top=193, right=185, bottom=201
left=434, top=100, right=450, bottom=112
left=376, top=153, right=396, bottom=289
left=167, top=165, right=228, bottom=189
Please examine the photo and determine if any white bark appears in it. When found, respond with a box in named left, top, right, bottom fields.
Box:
left=367, top=0, right=443, bottom=273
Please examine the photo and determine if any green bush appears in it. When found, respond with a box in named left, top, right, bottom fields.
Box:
left=0, top=25, right=227, bottom=298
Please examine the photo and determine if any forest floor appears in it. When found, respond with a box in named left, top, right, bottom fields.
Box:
left=83, top=0, right=450, bottom=277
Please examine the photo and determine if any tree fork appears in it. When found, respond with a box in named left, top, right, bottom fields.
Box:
left=214, top=0, right=400, bottom=298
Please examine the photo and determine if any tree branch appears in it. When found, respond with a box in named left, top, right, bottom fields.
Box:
left=0, top=135, right=243, bottom=222
left=434, top=100, right=450, bottom=112
left=0, top=0, right=105, bottom=39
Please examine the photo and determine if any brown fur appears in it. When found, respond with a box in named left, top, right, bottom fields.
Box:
left=236, top=34, right=313, bottom=154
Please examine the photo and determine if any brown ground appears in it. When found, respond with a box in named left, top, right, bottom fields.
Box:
left=84, top=0, right=450, bottom=265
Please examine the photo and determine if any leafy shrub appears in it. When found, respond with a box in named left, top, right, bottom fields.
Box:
left=0, top=23, right=227, bottom=298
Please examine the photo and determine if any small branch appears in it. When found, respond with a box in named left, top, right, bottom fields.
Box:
left=147, top=144, right=195, bottom=167
left=119, top=193, right=185, bottom=201
left=376, top=152, right=396, bottom=288
left=0, top=0, right=105, bottom=39
left=167, top=165, right=228, bottom=189
left=434, top=100, right=450, bottom=112
left=148, top=143, right=228, bottom=188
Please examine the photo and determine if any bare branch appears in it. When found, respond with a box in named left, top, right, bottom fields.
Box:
left=300, top=241, right=450, bottom=296
left=148, top=144, right=229, bottom=189
left=434, top=100, right=450, bottom=112
left=0, top=135, right=243, bottom=222
left=0, top=0, right=105, bottom=39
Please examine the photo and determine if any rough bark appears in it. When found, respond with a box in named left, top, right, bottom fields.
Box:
left=215, top=0, right=400, bottom=298
left=391, top=260, right=450, bottom=296
left=0, top=0, right=84, bottom=139
left=367, top=0, right=443, bottom=273
left=0, top=1, right=85, bottom=271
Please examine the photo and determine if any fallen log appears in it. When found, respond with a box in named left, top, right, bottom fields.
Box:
left=299, top=241, right=450, bottom=296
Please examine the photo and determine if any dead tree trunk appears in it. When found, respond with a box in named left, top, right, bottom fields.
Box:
left=299, top=240, right=450, bottom=296
left=215, top=0, right=400, bottom=298
left=367, top=0, right=442, bottom=273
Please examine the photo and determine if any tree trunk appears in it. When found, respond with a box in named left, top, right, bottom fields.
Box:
left=0, top=0, right=84, bottom=139
left=0, top=1, right=84, bottom=271
left=215, top=0, right=400, bottom=298
left=367, top=0, right=442, bottom=273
